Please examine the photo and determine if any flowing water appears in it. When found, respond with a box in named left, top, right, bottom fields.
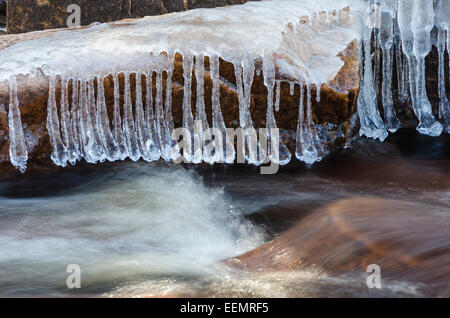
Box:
left=0, top=131, right=449, bottom=297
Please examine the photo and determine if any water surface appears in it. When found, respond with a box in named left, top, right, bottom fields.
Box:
left=0, top=132, right=449, bottom=297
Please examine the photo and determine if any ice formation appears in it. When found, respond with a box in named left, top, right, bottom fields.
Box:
left=358, top=0, right=450, bottom=141
left=0, top=0, right=449, bottom=172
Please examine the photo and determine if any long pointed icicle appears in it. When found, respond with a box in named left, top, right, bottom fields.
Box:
left=59, top=76, right=70, bottom=155
left=61, top=76, right=78, bottom=165
left=236, top=56, right=266, bottom=165
left=96, top=75, right=119, bottom=161
left=78, top=79, right=97, bottom=163
left=88, top=77, right=105, bottom=162
left=437, top=28, right=450, bottom=133
left=164, top=53, right=180, bottom=161
left=47, top=76, right=67, bottom=167
left=275, top=80, right=281, bottom=112
left=295, top=83, right=305, bottom=162
left=8, top=76, right=28, bottom=172
left=379, top=0, right=400, bottom=132
left=263, top=60, right=291, bottom=165
left=70, top=79, right=82, bottom=159
left=210, top=54, right=235, bottom=164
left=112, top=73, right=128, bottom=159
left=144, top=71, right=161, bottom=161
left=436, top=0, right=450, bottom=133
left=393, top=6, right=408, bottom=102
left=134, top=73, right=150, bottom=160
left=315, top=83, right=321, bottom=103
left=398, top=0, right=442, bottom=136
left=296, top=83, right=323, bottom=164
left=182, top=52, right=195, bottom=163
left=155, top=70, right=171, bottom=162
left=289, top=82, right=295, bottom=96
left=123, top=73, right=141, bottom=161
left=357, top=3, right=388, bottom=141
left=194, top=54, right=215, bottom=164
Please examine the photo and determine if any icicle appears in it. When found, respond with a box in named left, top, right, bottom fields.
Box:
left=60, top=76, right=78, bottom=164
left=144, top=70, right=161, bottom=160
left=315, top=83, right=321, bottom=103
left=70, top=79, right=82, bottom=159
left=393, top=2, right=408, bottom=101
left=296, top=83, right=322, bottom=164
left=46, top=76, right=68, bottom=167
left=210, top=54, right=235, bottom=164
left=263, top=59, right=291, bottom=165
left=135, top=72, right=159, bottom=162
left=193, top=54, right=210, bottom=163
left=295, top=83, right=305, bottom=162
left=87, top=77, right=105, bottom=162
left=199, top=55, right=218, bottom=164
left=290, top=82, right=295, bottom=96
left=379, top=0, right=400, bottom=132
left=154, top=69, right=172, bottom=162
left=437, top=28, right=450, bottom=132
left=307, top=84, right=321, bottom=162
left=134, top=72, right=149, bottom=160
left=234, top=59, right=249, bottom=163
left=96, top=74, right=119, bottom=161
left=59, top=76, right=69, bottom=154
left=78, top=79, right=97, bottom=163
left=411, top=0, right=444, bottom=136
left=398, top=0, right=442, bottom=136
left=381, top=47, right=400, bottom=132
left=394, top=28, right=405, bottom=99
left=123, top=72, right=141, bottom=161
left=112, top=73, right=128, bottom=159
left=275, top=80, right=281, bottom=112
left=357, top=7, right=388, bottom=141
left=8, top=76, right=28, bottom=172
left=371, top=0, right=382, bottom=101
left=182, top=52, right=195, bottom=162
left=235, top=56, right=265, bottom=165
left=164, top=53, right=180, bottom=161
left=436, top=0, right=450, bottom=132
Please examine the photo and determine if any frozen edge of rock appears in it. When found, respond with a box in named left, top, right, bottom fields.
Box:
left=0, top=0, right=363, bottom=172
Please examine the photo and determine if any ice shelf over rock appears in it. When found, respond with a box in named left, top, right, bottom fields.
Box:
left=0, top=0, right=448, bottom=172
left=0, top=0, right=366, bottom=171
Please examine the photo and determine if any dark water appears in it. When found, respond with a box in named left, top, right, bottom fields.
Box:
left=0, top=131, right=449, bottom=297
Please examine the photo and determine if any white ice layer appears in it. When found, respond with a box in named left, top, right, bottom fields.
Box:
left=0, top=0, right=365, bottom=171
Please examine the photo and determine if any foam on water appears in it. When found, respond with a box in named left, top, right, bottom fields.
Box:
left=0, top=163, right=265, bottom=296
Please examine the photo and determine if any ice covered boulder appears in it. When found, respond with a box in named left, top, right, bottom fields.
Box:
left=0, top=0, right=364, bottom=174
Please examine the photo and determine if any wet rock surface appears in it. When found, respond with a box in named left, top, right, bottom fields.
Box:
left=6, top=0, right=255, bottom=34
left=229, top=196, right=450, bottom=294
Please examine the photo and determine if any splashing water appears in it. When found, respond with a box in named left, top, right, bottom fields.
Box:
left=0, top=163, right=265, bottom=296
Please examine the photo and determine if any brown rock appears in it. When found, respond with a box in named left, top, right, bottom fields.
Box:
left=227, top=197, right=450, bottom=292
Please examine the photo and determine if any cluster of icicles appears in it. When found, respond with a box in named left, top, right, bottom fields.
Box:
left=8, top=54, right=326, bottom=172
left=358, top=0, right=450, bottom=141
left=7, top=0, right=450, bottom=172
